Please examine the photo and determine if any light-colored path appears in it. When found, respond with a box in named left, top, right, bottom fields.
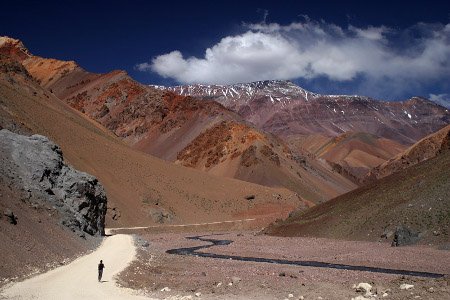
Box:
left=0, top=233, right=155, bottom=300
left=110, top=218, right=257, bottom=232
left=0, top=219, right=258, bottom=300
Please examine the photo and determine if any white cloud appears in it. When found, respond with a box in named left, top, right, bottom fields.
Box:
left=429, top=93, right=450, bottom=108
left=137, top=20, right=450, bottom=97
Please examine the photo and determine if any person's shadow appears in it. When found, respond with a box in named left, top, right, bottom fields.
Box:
left=99, top=280, right=109, bottom=283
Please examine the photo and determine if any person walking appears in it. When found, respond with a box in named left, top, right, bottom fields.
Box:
left=98, top=260, right=105, bottom=282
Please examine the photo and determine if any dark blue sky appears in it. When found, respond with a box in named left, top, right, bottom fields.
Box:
left=2, top=1, right=450, bottom=100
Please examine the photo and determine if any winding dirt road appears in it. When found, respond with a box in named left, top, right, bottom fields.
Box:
left=0, top=234, right=154, bottom=300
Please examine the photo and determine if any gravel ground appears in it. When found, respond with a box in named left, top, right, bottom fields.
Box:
left=117, top=231, right=450, bottom=300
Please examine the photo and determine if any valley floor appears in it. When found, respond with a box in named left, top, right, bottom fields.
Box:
left=1, top=227, right=449, bottom=300
left=118, top=230, right=450, bottom=300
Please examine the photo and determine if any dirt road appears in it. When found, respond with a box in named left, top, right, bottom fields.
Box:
left=0, top=234, right=154, bottom=300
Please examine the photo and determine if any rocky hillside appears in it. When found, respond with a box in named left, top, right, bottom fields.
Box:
left=0, top=37, right=307, bottom=229
left=264, top=134, right=450, bottom=246
left=366, top=124, right=450, bottom=182
left=0, top=36, right=357, bottom=203
left=154, top=80, right=450, bottom=145
left=175, top=120, right=356, bottom=201
left=0, top=130, right=107, bottom=281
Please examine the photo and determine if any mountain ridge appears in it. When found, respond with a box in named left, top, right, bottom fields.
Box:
left=154, top=80, right=450, bottom=145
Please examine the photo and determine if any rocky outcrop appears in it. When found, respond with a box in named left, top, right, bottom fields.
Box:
left=0, top=129, right=107, bottom=236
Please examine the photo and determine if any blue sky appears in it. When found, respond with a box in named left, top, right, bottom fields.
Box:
left=1, top=0, right=449, bottom=101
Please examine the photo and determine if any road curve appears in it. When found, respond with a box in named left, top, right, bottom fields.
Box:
left=167, top=234, right=445, bottom=279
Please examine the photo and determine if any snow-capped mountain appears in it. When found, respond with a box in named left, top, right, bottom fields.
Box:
left=151, top=80, right=450, bottom=145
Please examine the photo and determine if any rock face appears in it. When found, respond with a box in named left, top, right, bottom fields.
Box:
left=0, top=129, right=107, bottom=236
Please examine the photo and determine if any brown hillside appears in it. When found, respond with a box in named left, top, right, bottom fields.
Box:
left=265, top=146, right=450, bottom=246
left=288, top=132, right=406, bottom=181
left=366, top=124, right=450, bottom=181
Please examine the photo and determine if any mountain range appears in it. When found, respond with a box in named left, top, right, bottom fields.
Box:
left=152, top=81, right=449, bottom=145
left=2, top=35, right=449, bottom=201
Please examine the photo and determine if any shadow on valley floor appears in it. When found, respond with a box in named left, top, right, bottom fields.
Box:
left=166, top=234, right=445, bottom=279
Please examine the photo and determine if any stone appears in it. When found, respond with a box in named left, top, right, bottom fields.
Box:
left=244, top=195, right=255, bottom=200
left=391, top=225, right=420, bottom=246
left=141, top=241, right=150, bottom=248
left=354, top=283, right=373, bottom=296
left=231, top=276, right=241, bottom=284
left=288, top=294, right=294, bottom=298
left=150, top=207, right=174, bottom=224
left=0, top=130, right=107, bottom=236
left=352, top=296, right=371, bottom=300
left=194, top=292, right=201, bottom=297
left=3, top=209, right=17, bottom=225
left=160, top=287, right=171, bottom=292
left=279, top=272, right=286, bottom=277
left=381, top=229, right=394, bottom=239
left=400, top=283, right=414, bottom=290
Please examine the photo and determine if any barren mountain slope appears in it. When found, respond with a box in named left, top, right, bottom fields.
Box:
left=0, top=36, right=356, bottom=203
left=366, top=124, right=450, bottom=181
left=290, top=132, right=406, bottom=181
left=175, top=120, right=356, bottom=201
left=0, top=52, right=305, bottom=229
left=265, top=144, right=450, bottom=246
left=156, top=80, right=450, bottom=145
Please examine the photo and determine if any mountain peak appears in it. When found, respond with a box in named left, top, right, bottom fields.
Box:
left=0, top=36, right=32, bottom=61
left=150, top=79, right=320, bottom=104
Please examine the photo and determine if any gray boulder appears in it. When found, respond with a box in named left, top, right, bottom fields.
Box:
left=0, top=129, right=107, bottom=236
left=391, top=225, right=420, bottom=246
